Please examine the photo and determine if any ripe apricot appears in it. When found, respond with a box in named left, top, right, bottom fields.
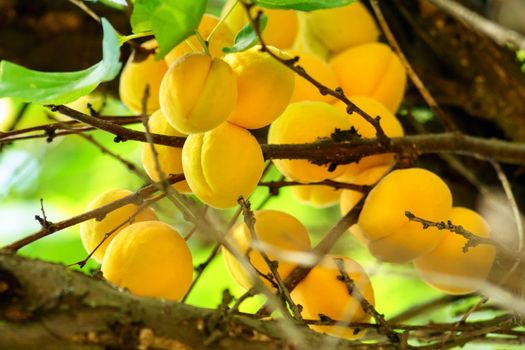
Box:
left=292, top=184, right=341, bottom=208
left=119, top=39, right=167, bottom=114
left=330, top=43, right=406, bottom=112
left=292, top=13, right=330, bottom=61
left=268, top=101, right=352, bottom=182
left=222, top=210, right=311, bottom=289
left=334, top=96, right=403, bottom=183
left=224, top=45, right=294, bottom=129
left=159, top=53, right=237, bottom=134
left=101, top=221, right=193, bottom=301
left=291, top=255, right=374, bottom=339
left=287, top=49, right=337, bottom=103
left=182, top=122, right=264, bottom=209
left=80, top=189, right=158, bottom=263
left=304, top=1, right=380, bottom=55
left=357, top=168, right=453, bottom=262
left=221, top=0, right=298, bottom=49
left=141, top=110, right=191, bottom=193
left=164, top=14, right=234, bottom=65
left=414, top=207, right=496, bottom=294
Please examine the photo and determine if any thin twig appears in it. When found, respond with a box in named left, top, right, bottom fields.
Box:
left=67, top=0, right=101, bottom=22
left=47, top=114, right=149, bottom=182
left=2, top=174, right=185, bottom=252
left=180, top=208, right=242, bottom=303
left=68, top=194, right=164, bottom=268
left=404, top=211, right=496, bottom=252
left=438, top=296, right=488, bottom=347
left=259, top=179, right=372, bottom=193
left=238, top=197, right=304, bottom=323
left=334, top=257, right=400, bottom=343
left=369, top=0, right=457, bottom=132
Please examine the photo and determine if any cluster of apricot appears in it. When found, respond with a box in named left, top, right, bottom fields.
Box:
left=78, top=0, right=497, bottom=341
left=79, top=189, right=194, bottom=301
left=347, top=168, right=496, bottom=295
left=119, top=0, right=406, bottom=211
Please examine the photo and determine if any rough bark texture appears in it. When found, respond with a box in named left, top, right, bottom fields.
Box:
left=0, top=253, right=388, bottom=350
left=389, top=0, right=525, bottom=141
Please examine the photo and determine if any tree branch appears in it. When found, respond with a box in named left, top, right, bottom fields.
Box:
left=0, top=253, right=398, bottom=350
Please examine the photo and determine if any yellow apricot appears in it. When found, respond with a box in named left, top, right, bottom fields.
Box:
left=334, top=96, right=403, bottom=183
left=292, top=13, right=330, bottom=61
left=101, top=221, right=193, bottom=301
left=291, top=184, right=341, bottom=208
left=80, top=189, right=158, bottom=263
left=159, top=53, right=237, bottom=134
left=291, top=255, right=374, bottom=339
left=182, top=122, right=264, bottom=209
left=358, top=168, right=452, bottom=262
left=349, top=224, right=370, bottom=246
left=119, top=39, right=167, bottom=114
left=330, top=43, right=406, bottom=112
left=268, top=101, right=352, bottom=183
left=221, top=0, right=298, bottom=49
left=339, top=165, right=392, bottom=217
left=224, top=45, right=294, bottom=129
left=141, top=110, right=191, bottom=193
left=287, top=49, right=337, bottom=103
left=164, top=14, right=234, bottom=65
left=222, top=210, right=311, bottom=289
left=414, top=207, right=496, bottom=295
left=304, top=1, right=380, bottom=55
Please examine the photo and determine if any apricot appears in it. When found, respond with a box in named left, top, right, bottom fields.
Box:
left=334, top=96, right=403, bottom=183
left=292, top=13, right=330, bottom=61
left=159, top=53, right=237, bottom=134
left=291, top=184, right=341, bottom=208
left=221, top=0, right=298, bottom=49
left=291, top=255, right=374, bottom=339
left=224, top=45, right=294, bottom=129
left=414, top=207, right=496, bottom=295
left=101, top=221, right=193, bottom=301
left=222, top=210, right=311, bottom=289
left=141, top=110, right=191, bottom=193
left=287, top=49, right=337, bottom=103
left=357, top=168, right=453, bottom=262
left=268, top=101, right=352, bottom=182
left=182, top=121, right=264, bottom=209
left=330, top=43, right=406, bottom=112
left=80, top=189, right=158, bottom=263
left=304, top=1, right=380, bottom=55
left=119, top=39, right=168, bottom=114
left=164, top=14, right=234, bottom=65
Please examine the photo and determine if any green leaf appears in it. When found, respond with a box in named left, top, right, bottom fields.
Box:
left=223, top=14, right=268, bottom=54
left=255, top=0, right=354, bottom=11
left=0, top=19, right=122, bottom=105
left=130, top=0, right=161, bottom=33
left=131, top=0, right=207, bottom=59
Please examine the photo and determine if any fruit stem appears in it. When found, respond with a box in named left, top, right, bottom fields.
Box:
left=207, top=0, right=238, bottom=43
left=119, top=31, right=154, bottom=45
left=194, top=30, right=210, bottom=55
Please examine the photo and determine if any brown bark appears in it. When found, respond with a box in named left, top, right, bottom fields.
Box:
left=0, top=253, right=394, bottom=350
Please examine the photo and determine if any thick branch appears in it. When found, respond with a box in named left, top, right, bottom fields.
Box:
left=0, top=253, right=397, bottom=350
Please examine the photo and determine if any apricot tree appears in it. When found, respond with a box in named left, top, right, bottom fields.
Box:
left=2, top=0, right=525, bottom=349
